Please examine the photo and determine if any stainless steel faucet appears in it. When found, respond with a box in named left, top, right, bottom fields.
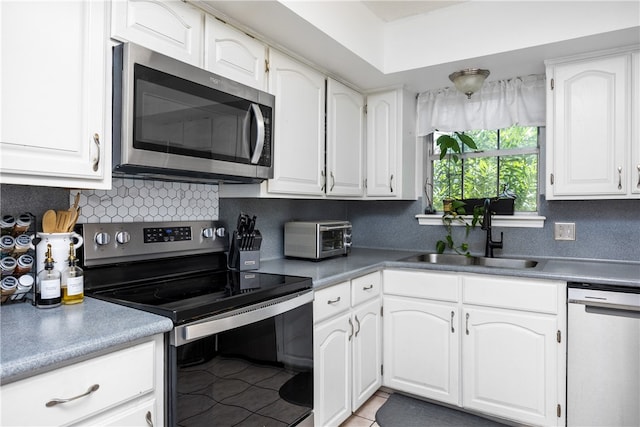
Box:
left=481, top=198, right=503, bottom=258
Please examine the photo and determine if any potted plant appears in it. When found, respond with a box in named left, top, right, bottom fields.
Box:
left=434, top=132, right=481, bottom=255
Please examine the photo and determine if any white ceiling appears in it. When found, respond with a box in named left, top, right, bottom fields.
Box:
left=362, top=0, right=467, bottom=22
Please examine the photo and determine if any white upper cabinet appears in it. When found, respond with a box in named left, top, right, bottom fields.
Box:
left=267, top=49, right=326, bottom=196
left=366, top=89, right=417, bottom=199
left=111, top=0, right=204, bottom=67
left=204, top=16, right=267, bottom=91
left=0, top=0, right=111, bottom=189
left=545, top=46, right=639, bottom=199
left=326, top=78, right=365, bottom=197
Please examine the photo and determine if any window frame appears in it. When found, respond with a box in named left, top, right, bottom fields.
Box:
left=426, top=126, right=542, bottom=214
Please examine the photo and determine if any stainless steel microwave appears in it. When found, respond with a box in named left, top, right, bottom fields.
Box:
left=112, top=42, right=274, bottom=183
left=284, top=221, right=352, bottom=260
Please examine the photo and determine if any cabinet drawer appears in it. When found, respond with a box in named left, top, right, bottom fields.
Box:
left=1, top=340, right=156, bottom=426
left=351, top=271, right=381, bottom=306
left=314, top=281, right=351, bottom=323
left=383, top=269, right=459, bottom=302
left=463, top=274, right=562, bottom=314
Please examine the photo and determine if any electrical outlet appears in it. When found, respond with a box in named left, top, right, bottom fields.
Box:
left=554, top=222, right=576, bottom=241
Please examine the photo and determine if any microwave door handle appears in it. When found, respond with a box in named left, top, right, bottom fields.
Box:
left=250, top=103, right=265, bottom=164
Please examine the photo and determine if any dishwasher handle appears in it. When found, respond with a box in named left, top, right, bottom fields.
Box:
left=568, top=287, right=640, bottom=312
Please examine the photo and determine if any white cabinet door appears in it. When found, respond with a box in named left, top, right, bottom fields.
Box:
left=632, top=51, right=640, bottom=195
left=0, top=0, right=110, bottom=189
left=267, top=50, right=325, bottom=196
left=366, top=91, right=398, bottom=197
left=111, top=0, right=204, bottom=67
left=326, top=78, right=365, bottom=197
left=547, top=53, right=631, bottom=198
left=314, top=312, right=352, bottom=427
left=204, top=16, right=266, bottom=90
left=383, top=295, right=460, bottom=405
left=462, top=306, right=559, bottom=426
left=352, top=298, right=382, bottom=410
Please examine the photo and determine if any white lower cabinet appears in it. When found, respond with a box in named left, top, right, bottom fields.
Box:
left=383, top=269, right=566, bottom=427
left=314, top=272, right=382, bottom=427
left=0, top=335, right=164, bottom=427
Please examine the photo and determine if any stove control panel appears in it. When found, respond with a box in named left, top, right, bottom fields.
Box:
left=78, top=221, right=228, bottom=266
left=144, top=226, right=192, bottom=243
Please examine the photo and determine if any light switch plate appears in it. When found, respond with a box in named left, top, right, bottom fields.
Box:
left=554, top=222, right=576, bottom=241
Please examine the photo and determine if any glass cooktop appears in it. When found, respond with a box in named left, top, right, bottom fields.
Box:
left=87, top=270, right=312, bottom=324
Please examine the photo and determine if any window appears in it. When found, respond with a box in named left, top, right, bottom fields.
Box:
left=428, top=125, right=539, bottom=212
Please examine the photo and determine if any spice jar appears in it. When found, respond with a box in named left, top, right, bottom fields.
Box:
left=12, top=234, right=33, bottom=257
left=12, top=213, right=32, bottom=236
left=0, top=257, right=17, bottom=276
left=1, top=276, right=18, bottom=303
left=11, top=274, right=34, bottom=301
left=0, top=235, right=15, bottom=256
left=1, top=215, right=15, bottom=236
left=15, top=254, right=34, bottom=276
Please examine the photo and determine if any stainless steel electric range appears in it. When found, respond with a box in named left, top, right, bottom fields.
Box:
left=79, top=221, right=314, bottom=427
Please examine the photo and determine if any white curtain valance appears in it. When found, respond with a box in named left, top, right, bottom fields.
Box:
left=416, top=74, right=546, bottom=136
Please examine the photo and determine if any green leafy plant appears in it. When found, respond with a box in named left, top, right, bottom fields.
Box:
left=434, top=132, right=480, bottom=255
left=436, top=132, right=478, bottom=203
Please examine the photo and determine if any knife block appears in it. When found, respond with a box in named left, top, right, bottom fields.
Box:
left=229, top=230, right=262, bottom=271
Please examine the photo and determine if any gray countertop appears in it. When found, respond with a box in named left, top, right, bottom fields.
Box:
left=2, top=248, right=637, bottom=385
left=258, top=248, right=640, bottom=289
left=0, top=298, right=173, bottom=384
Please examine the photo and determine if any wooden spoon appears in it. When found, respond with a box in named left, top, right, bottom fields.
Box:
left=42, top=210, right=57, bottom=233
left=56, top=210, right=70, bottom=233
left=66, top=207, right=80, bottom=232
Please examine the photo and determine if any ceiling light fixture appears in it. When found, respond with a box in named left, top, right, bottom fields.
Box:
left=449, top=68, right=490, bottom=99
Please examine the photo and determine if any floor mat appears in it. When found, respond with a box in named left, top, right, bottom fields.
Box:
left=376, top=393, right=508, bottom=427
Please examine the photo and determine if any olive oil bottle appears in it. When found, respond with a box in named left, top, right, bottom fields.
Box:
left=61, top=242, right=84, bottom=304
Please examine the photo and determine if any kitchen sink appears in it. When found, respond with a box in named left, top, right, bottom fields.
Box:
left=401, top=253, right=476, bottom=266
left=400, top=253, right=538, bottom=269
left=473, top=257, right=538, bottom=269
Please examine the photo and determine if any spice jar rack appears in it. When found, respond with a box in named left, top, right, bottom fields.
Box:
left=1, top=212, right=37, bottom=305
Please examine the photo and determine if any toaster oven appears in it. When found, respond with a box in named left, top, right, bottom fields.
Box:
left=284, top=221, right=352, bottom=260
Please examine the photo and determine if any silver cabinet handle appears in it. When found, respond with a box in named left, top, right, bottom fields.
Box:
left=146, top=411, right=154, bottom=427
left=451, top=311, right=455, bottom=333
left=348, top=317, right=353, bottom=341
left=330, top=171, right=335, bottom=191
left=321, top=170, right=326, bottom=192
left=46, top=384, right=99, bottom=407
left=465, top=313, right=470, bottom=335
left=389, top=174, right=394, bottom=193
left=636, top=164, right=640, bottom=189
left=354, top=315, right=361, bottom=337
left=618, top=166, right=623, bottom=190
left=362, top=284, right=373, bottom=291
left=92, top=133, right=100, bottom=172
left=327, top=296, right=341, bottom=304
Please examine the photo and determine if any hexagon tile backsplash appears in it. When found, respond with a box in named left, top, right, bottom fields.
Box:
left=73, top=178, right=219, bottom=223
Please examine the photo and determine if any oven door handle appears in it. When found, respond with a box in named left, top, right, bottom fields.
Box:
left=172, top=290, right=314, bottom=347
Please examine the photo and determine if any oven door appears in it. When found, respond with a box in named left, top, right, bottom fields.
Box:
left=168, top=291, right=314, bottom=427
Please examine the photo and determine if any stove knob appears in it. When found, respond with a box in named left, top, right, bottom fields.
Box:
left=95, top=232, right=111, bottom=246
left=215, top=227, right=226, bottom=238
left=116, top=231, right=131, bottom=245
left=202, top=228, right=214, bottom=239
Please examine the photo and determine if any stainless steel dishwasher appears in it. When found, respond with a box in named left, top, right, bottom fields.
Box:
left=567, top=283, right=640, bottom=427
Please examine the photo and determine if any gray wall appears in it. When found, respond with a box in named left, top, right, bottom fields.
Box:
left=222, top=197, right=640, bottom=262
left=3, top=184, right=639, bottom=262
